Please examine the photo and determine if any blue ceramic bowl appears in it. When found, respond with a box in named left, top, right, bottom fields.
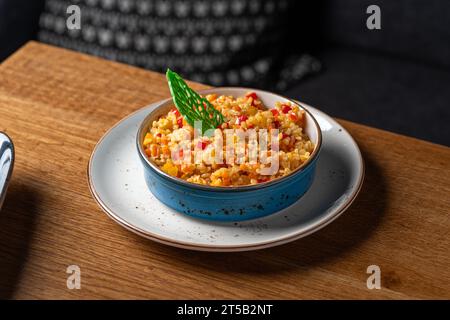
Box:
left=137, top=88, right=322, bottom=221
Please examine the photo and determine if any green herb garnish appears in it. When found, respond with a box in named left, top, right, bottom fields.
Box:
left=166, top=69, right=225, bottom=134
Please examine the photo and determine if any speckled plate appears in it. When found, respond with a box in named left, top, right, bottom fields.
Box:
left=88, top=102, right=364, bottom=252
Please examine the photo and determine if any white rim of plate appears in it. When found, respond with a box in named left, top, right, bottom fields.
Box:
left=87, top=100, right=365, bottom=252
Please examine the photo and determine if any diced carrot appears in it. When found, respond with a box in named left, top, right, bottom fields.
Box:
left=143, top=133, right=153, bottom=146
left=162, top=161, right=178, bottom=177
left=161, top=145, right=170, bottom=156
left=150, top=144, right=159, bottom=157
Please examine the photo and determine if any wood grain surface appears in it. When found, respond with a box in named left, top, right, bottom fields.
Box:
left=0, top=42, right=448, bottom=299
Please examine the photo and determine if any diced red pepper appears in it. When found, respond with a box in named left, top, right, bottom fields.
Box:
left=281, top=105, right=292, bottom=114
left=247, top=124, right=255, bottom=129
left=289, top=112, right=299, bottom=122
left=281, top=133, right=289, bottom=139
left=171, top=108, right=181, bottom=117
left=156, top=133, right=162, bottom=137
left=246, top=92, right=258, bottom=100
left=270, top=109, right=279, bottom=117
left=179, top=149, right=184, bottom=158
left=197, top=140, right=209, bottom=150
left=257, top=177, right=270, bottom=183
left=237, top=115, right=248, bottom=125
left=272, top=120, right=280, bottom=129
left=177, top=117, right=183, bottom=127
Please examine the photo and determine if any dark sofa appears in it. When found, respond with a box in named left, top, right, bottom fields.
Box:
left=286, top=0, right=450, bottom=146
left=1, top=0, right=449, bottom=145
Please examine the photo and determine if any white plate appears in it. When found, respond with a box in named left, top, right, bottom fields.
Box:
left=88, top=102, right=364, bottom=252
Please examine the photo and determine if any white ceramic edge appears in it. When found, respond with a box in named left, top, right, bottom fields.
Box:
left=88, top=100, right=365, bottom=252
left=0, top=132, right=14, bottom=211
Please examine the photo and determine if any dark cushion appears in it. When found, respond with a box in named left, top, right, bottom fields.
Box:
left=285, top=47, right=450, bottom=146
left=0, top=0, right=44, bottom=60
left=318, top=0, right=450, bottom=69
left=37, top=0, right=320, bottom=89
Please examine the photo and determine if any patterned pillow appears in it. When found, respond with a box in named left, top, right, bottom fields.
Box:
left=38, top=0, right=320, bottom=90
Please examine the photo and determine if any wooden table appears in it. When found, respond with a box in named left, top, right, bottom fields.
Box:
left=0, top=42, right=448, bottom=299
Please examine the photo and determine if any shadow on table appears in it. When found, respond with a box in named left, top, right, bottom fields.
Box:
left=139, top=145, right=388, bottom=274
left=0, top=182, right=39, bottom=299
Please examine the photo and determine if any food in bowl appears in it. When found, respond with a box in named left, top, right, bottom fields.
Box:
left=142, top=92, right=314, bottom=187
left=137, top=71, right=322, bottom=221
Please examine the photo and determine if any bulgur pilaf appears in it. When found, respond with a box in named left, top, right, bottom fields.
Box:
left=142, top=93, right=314, bottom=187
